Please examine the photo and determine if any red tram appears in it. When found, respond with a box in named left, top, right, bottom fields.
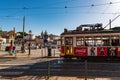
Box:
left=60, top=23, right=120, bottom=59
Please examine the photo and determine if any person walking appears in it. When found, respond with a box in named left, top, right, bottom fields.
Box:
left=12, top=46, right=16, bottom=55
left=9, top=44, right=13, bottom=55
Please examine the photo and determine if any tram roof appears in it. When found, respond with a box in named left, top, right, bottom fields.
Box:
left=61, top=27, right=120, bottom=35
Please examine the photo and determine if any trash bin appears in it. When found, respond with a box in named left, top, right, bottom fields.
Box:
left=48, top=48, right=51, bottom=56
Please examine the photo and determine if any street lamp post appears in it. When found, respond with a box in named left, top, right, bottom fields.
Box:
left=28, top=30, right=32, bottom=56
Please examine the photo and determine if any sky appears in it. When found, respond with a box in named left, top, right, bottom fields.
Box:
left=0, top=0, right=120, bottom=36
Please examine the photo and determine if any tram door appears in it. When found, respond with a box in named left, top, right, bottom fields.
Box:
left=65, top=37, right=73, bottom=55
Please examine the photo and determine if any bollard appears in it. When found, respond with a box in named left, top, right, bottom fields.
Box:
left=47, top=60, right=50, bottom=80
left=45, top=48, right=47, bottom=56
left=15, top=51, right=17, bottom=57
left=41, top=49, right=43, bottom=57
left=54, top=49, right=55, bottom=57
left=48, top=48, right=51, bottom=56
left=85, top=58, right=87, bottom=80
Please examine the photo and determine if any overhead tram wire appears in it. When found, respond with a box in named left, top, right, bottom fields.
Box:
left=0, top=1, right=120, bottom=17
left=19, top=1, right=120, bottom=10
left=29, top=1, right=111, bottom=9
left=28, top=1, right=120, bottom=9
left=0, top=8, right=25, bottom=20
left=0, top=1, right=120, bottom=10
left=1, top=8, right=120, bottom=17
left=29, top=0, right=77, bottom=9
left=101, top=2, right=111, bottom=14
left=103, top=15, right=120, bottom=29
left=29, top=1, right=120, bottom=10
left=13, top=12, right=120, bottom=17
left=60, top=1, right=120, bottom=9
left=84, top=3, right=95, bottom=14
left=35, top=0, right=79, bottom=7
left=111, top=7, right=120, bottom=19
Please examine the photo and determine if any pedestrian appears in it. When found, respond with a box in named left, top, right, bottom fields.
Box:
left=12, top=47, right=16, bottom=55
left=9, top=44, right=13, bottom=55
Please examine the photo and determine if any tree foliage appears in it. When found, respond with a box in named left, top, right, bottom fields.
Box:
left=0, top=28, right=2, bottom=35
left=17, top=32, right=27, bottom=36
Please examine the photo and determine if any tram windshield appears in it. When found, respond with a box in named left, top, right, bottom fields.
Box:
left=61, top=37, right=73, bottom=45
left=65, top=37, right=73, bottom=45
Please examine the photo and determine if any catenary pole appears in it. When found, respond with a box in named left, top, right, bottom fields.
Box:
left=22, top=16, right=25, bottom=53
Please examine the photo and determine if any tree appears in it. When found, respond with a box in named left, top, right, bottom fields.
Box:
left=17, top=32, right=27, bottom=36
left=0, top=27, right=2, bottom=36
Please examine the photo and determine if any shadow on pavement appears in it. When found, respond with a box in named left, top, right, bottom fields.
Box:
left=0, top=58, right=120, bottom=80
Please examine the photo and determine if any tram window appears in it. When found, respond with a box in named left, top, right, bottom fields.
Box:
left=61, top=37, right=65, bottom=45
left=76, top=37, right=84, bottom=46
left=102, top=36, right=110, bottom=46
left=65, top=37, right=73, bottom=45
left=111, top=36, right=119, bottom=46
left=103, top=40, right=110, bottom=46
left=112, top=40, right=119, bottom=46
left=65, top=39, right=69, bottom=45
left=76, top=40, right=84, bottom=46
